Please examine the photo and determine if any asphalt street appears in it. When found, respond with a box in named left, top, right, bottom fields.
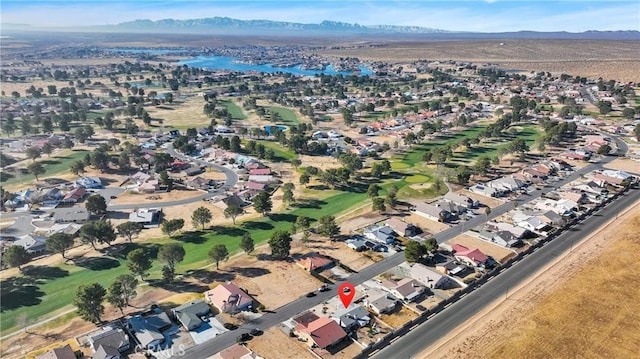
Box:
left=371, top=185, right=640, bottom=359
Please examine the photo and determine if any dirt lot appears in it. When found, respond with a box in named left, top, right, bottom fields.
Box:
left=319, top=40, right=640, bottom=83
left=223, top=248, right=323, bottom=310
left=247, top=327, right=315, bottom=359
left=404, top=213, right=450, bottom=235
left=604, top=158, right=640, bottom=175
left=297, top=235, right=375, bottom=272
left=446, top=234, right=515, bottom=263
left=420, top=199, right=640, bottom=359
left=378, top=306, right=419, bottom=329
left=108, top=188, right=204, bottom=206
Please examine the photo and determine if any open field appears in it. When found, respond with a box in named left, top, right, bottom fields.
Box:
left=446, top=234, right=515, bottom=263
left=219, top=99, right=247, bottom=120
left=318, top=39, right=640, bottom=82
left=421, top=200, right=640, bottom=359
left=247, top=327, right=314, bottom=359
left=0, top=149, right=90, bottom=188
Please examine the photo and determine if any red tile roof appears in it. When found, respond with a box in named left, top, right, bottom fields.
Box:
left=295, top=253, right=333, bottom=271
left=249, top=168, right=271, bottom=176
left=297, top=317, right=347, bottom=349
left=452, top=244, right=488, bottom=265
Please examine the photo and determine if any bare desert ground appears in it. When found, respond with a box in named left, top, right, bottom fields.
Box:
left=420, top=198, right=640, bottom=359
left=320, top=39, right=640, bottom=83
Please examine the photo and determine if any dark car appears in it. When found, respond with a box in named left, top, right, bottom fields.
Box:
left=306, top=291, right=316, bottom=298
left=250, top=328, right=263, bottom=336
left=416, top=304, right=427, bottom=312
left=237, top=333, right=252, bottom=343
left=319, top=285, right=331, bottom=292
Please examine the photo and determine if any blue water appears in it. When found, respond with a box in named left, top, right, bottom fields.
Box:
left=264, top=125, right=288, bottom=135
left=179, top=56, right=373, bottom=76
left=105, top=48, right=183, bottom=55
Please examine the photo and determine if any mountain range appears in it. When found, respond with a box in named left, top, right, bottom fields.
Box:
left=2, top=17, right=639, bottom=40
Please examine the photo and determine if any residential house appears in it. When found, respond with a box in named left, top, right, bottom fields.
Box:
left=138, top=180, right=159, bottom=194
left=75, top=176, right=102, bottom=189
left=295, top=252, right=334, bottom=272
left=487, top=176, right=525, bottom=192
left=185, top=176, right=215, bottom=190
left=409, top=263, right=451, bottom=289
left=61, top=187, right=87, bottom=204
left=40, top=188, right=63, bottom=207
left=468, top=184, right=500, bottom=197
left=385, top=217, right=420, bottom=237
left=412, top=202, right=451, bottom=223
left=382, top=278, right=424, bottom=302
left=35, top=344, right=76, bottom=359
left=205, top=282, right=255, bottom=313
left=93, top=343, right=121, bottom=359
left=480, top=229, right=521, bottom=247
left=53, top=208, right=90, bottom=223
left=13, top=234, right=47, bottom=254
left=435, top=260, right=469, bottom=277
left=211, top=344, right=263, bottom=359
left=247, top=175, right=278, bottom=184
left=516, top=216, right=549, bottom=233
left=559, top=191, right=589, bottom=204
left=129, top=208, right=162, bottom=228
left=345, top=237, right=367, bottom=251
left=172, top=300, right=211, bottom=331
left=249, top=168, right=271, bottom=176
left=364, top=291, right=398, bottom=315
left=127, top=315, right=165, bottom=350
left=363, top=225, right=397, bottom=244
left=88, top=326, right=130, bottom=354
left=331, top=304, right=370, bottom=331
left=487, top=222, right=529, bottom=239
left=452, top=244, right=491, bottom=268
left=537, top=210, right=564, bottom=227
left=443, top=191, right=478, bottom=209
left=294, top=313, right=348, bottom=349
left=435, top=200, right=466, bottom=215
left=183, top=165, right=204, bottom=177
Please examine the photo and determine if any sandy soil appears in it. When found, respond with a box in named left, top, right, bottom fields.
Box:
left=419, top=198, right=640, bottom=359
left=446, top=234, right=516, bottom=263
left=145, top=96, right=212, bottom=129
left=379, top=306, right=419, bottom=329
left=108, top=188, right=204, bottom=206
left=296, top=234, right=375, bottom=272
left=603, top=158, right=640, bottom=175
left=460, top=190, right=504, bottom=209
left=222, top=247, right=323, bottom=310
left=246, top=327, right=315, bottom=359
left=404, top=213, right=450, bottom=235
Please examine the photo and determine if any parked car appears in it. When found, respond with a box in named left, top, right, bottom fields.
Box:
left=306, top=291, right=316, bottom=298
left=237, top=333, right=252, bottom=343
left=416, top=304, right=427, bottom=312
left=319, top=284, right=331, bottom=292
left=250, top=328, right=263, bottom=336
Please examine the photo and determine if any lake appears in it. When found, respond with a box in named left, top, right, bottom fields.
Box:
left=179, top=56, right=373, bottom=76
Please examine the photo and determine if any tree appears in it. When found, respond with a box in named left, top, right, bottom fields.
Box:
left=367, top=184, right=381, bottom=198
left=317, top=215, right=340, bottom=239
left=159, top=170, right=173, bottom=190
left=191, top=206, right=212, bottom=230
left=268, top=230, right=292, bottom=259
left=26, top=146, right=41, bottom=162
left=423, top=237, right=438, bottom=253
left=597, top=144, right=612, bottom=155
left=299, top=172, right=310, bottom=187
left=473, top=156, right=492, bottom=175
left=158, top=243, right=185, bottom=273
left=73, top=283, right=106, bottom=324
left=252, top=191, right=273, bottom=215
left=209, top=244, right=229, bottom=269
left=27, top=162, right=45, bottom=181
left=635, top=124, right=640, bottom=141
left=127, top=248, right=152, bottom=280
left=240, top=233, right=255, bottom=254
left=372, top=197, right=386, bottom=213
left=597, top=100, right=612, bottom=114
left=3, top=245, right=30, bottom=271
left=46, top=233, right=74, bottom=259
left=282, top=184, right=294, bottom=206
left=162, top=265, right=175, bottom=284
left=41, top=143, right=53, bottom=157
left=117, top=222, right=143, bottom=242
left=405, top=241, right=427, bottom=263
left=296, top=216, right=311, bottom=231
left=622, top=107, right=636, bottom=119
left=79, top=221, right=116, bottom=249
left=70, top=160, right=85, bottom=176
left=107, top=274, right=138, bottom=314
left=223, top=204, right=244, bottom=224
left=85, top=194, right=107, bottom=216
left=484, top=207, right=491, bottom=220
left=161, top=218, right=185, bottom=237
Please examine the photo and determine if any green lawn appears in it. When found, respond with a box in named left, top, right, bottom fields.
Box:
left=0, top=183, right=369, bottom=335
left=267, top=106, right=300, bottom=125
left=0, top=149, right=90, bottom=186
left=220, top=100, right=247, bottom=120
left=241, top=139, right=297, bottom=162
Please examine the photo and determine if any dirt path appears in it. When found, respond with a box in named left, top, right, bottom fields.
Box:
left=418, top=198, right=640, bottom=359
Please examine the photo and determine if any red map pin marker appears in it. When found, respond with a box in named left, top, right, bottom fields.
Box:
left=338, top=282, right=355, bottom=308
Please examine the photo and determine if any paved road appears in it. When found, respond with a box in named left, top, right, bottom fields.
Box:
left=371, top=185, right=640, bottom=359
left=185, top=137, right=628, bottom=357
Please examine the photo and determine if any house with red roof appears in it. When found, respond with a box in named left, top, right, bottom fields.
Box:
left=61, top=187, right=87, bottom=204
left=204, top=282, right=255, bottom=313
left=452, top=244, right=490, bottom=268
left=249, top=168, right=271, bottom=176
left=294, top=313, right=347, bottom=349
left=295, top=252, right=334, bottom=272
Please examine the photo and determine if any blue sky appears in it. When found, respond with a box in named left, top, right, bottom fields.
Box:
left=1, top=1, right=639, bottom=32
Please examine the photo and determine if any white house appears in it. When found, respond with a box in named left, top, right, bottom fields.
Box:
left=409, top=263, right=451, bottom=289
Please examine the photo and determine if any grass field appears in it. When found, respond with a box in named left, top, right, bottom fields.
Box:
left=242, top=139, right=297, bottom=162
left=267, top=106, right=300, bottom=125
left=0, top=149, right=90, bottom=187
left=219, top=100, right=247, bottom=120
left=0, top=183, right=370, bottom=335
